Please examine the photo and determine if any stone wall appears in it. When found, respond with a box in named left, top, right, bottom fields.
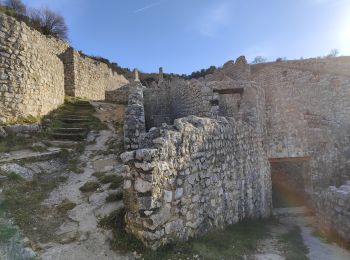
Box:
left=252, top=65, right=350, bottom=191
left=315, top=181, right=350, bottom=242
left=0, top=13, right=129, bottom=123
left=121, top=116, right=272, bottom=249
left=61, top=49, right=129, bottom=100
left=105, top=84, right=130, bottom=104
left=142, top=58, right=255, bottom=130
left=123, top=82, right=146, bottom=150
left=143, top=78, right=212, bottom=129
left=252, top=57, right=350, bottom=78
left=0, top=13, right=68, bottom=123
left=144, top=87, right=172, bottom=129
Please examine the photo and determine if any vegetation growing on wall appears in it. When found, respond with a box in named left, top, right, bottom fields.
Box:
left=0, top=0, right=68, bottom=40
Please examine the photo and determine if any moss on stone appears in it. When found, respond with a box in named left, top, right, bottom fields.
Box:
left=106, top=191, right=123, bottom=202
left=79, top=181, right=100, bottom=193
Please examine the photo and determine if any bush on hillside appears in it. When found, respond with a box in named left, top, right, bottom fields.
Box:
left=0, top=0, right=68, bottom=40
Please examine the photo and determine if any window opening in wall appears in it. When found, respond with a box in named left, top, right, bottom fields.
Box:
left=213, top=88, right=244, bottom=117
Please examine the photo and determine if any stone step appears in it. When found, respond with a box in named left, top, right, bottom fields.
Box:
left=74, top=101, right=92, bottom=107
left=60, top=118, right=90, bottom=124
left=58, top=114, right=90, bottom=118
left=50, top=132, right=87, bottom=141
left=52, top=128, right=87, bottom=134
left=0, top=148, right=63, bottom=163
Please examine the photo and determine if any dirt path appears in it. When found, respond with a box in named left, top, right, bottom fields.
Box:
left=255, top=213, right=350, bottom=260
left=39, top=103, right=132, bottom=260
left=297, top=217, right=350, bottom=260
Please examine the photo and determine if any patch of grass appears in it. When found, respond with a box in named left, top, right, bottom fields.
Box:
left=5, top=115, right=42, bottom=125
left=103, top=206, right=275, bottom=259
left=0, top=223, right=17, bottom=242
left=31, top=144, right=48, bottom=153
left=0, top=133, right=34, bottom=153
left=0, top=174, right=68, bottom=243
left=56, top=199, right=76, bottom=213
left=44, top=96, right=107, bottom=132
left=67, top=158, right=84, bottom=173
left=98, top=208, right=145, bottom=252
left=280, top=226, right=309, bottom=260
left=79, top=181, right=100, bottom=193
left=93, top=172, right=123, bottom=187
left=114, top=121, right=124, bottom=130
left=4, top=172, right=24, bottom=182
left=57, top=176, right=68, bottom=183
left=109, top=176, right=123, bottom=189
left=0, top=130, right=50, bottom=153
left=106, top=191, right=123, bottom=202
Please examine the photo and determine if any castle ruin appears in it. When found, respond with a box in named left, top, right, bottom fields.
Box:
left=1, top=12, right=350, bottom=250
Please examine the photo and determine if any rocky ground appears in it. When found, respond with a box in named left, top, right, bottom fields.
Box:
left=255, top=213, right=350, bottom=260
left=39, top=102, right=131, bottom=260
left=1, top=101, right=350, bottom=260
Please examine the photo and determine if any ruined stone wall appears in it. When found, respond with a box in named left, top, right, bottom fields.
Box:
left=253, top=65, right=350, bottom=190
left=63, top=50, right=128, bottom=100
left=121, top=116, right=272, bottom=249
left=123, top=83, right=146, bottom=150
left=0, top=13, right=68, bottom=123
left=144, top=87, right=172, bottom=129
left=252, top=57, right=350, bottom=78
left=315, top=181, right=350, bottom=242
left=143, top=79, right=212, bottom=129
left=169, top=79, right=210, bottom=119
left=105, top=84, right=130, bottom=104
left=59, top=48, right=75, bottom=96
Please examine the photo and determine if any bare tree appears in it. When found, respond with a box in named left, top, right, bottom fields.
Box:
left=28, top=7, right=68, bottom=40
left=5, top=0, right=26, bottom=16
left=328, top=49, right=339, bottom=58
left=252, top=56, right=267, bottom=64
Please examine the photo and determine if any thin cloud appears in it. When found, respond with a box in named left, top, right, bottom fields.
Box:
left=196, top=2, right=232, bottom=37
left=134, top=0, right=164, bottom=14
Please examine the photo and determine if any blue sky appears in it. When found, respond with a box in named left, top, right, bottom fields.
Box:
left=23, top=0, right=350, bottom=74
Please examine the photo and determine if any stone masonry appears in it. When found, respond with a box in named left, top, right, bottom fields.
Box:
left=0, top=13, right=68, bottom=123
left=122, top=56, right=350, bottom=248
left=60, top=48, right=129, bottom=100
left=121, top=57, right=272, bottom=248
left=2, top=8, right=350, bottom=249
left=315, top=181, right=350, bottom=242
left=0, top=13, right=128, bottom=123
left=121, top=116, right=271, bottom=249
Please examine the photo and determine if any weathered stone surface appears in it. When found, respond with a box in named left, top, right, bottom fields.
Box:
left=60, top=48, right=128, bottom=100
left=4, top=124, right=40, bottom=134
left=120, top=151, right=135, bottom=163
left=0, top=13, right=68, bottom=123
left=123, top=115, right=271, bottom=248
left=0, top=13, right=128, bottom=123
left=315, top=181, right=350, bottom=242
left=0, top=163, right=34, bottom=180
left=135, top=178, right=152, bottom=193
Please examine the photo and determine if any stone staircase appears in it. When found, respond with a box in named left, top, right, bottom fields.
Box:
left=48, top=100, right=94, bottom=141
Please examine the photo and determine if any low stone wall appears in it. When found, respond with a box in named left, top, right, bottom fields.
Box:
left=121, top=116, right=272, bottom=249
left=0, top=13, right=68, bottom=123
left=105, top=85, right=130, bottom=104
left=60, top=49, right=129, bottom=100
left=315, top=181, right=350, bottom=242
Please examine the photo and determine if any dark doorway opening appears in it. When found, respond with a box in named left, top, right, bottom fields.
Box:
left=270, top=157, right=311, bottom=208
